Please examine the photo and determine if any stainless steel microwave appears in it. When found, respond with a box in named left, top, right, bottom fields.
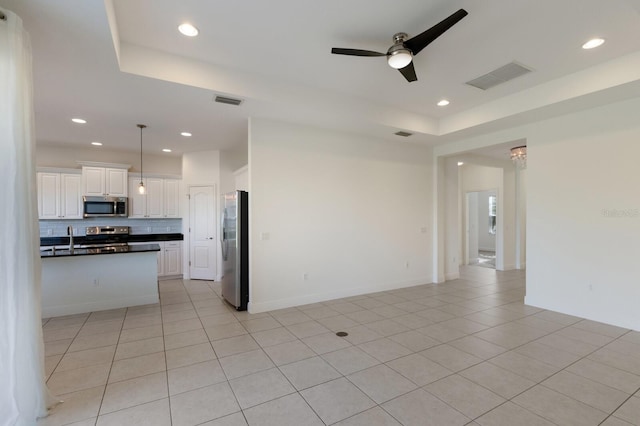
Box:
left=83, top=196, right=128, bottom=218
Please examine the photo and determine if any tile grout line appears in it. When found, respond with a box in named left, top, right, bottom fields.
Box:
left=158, top=284, right=174, bottom=426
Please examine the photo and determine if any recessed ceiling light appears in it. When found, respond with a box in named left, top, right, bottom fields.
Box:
left=180, top=132, right=192, bottom=137
left=178, top=23, right=199, bottom=37
left=437, top=99, right=450, bottom=107
left=91, top=142, right=102, bottom=146
left=71, top=118, right=86, bottom=124
left=162, top=149, right=172, bottom=153
left=457, top=162, right=464, bottom=166
left=582, top=38, right=605, bottom=49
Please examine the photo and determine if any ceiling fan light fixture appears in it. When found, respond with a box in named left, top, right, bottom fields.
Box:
left=387, top=47, right=412, bottom=69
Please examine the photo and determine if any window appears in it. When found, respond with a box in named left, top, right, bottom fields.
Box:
left=488, top=195, right=496, bottom=235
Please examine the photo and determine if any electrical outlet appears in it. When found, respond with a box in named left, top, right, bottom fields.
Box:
left=47, top=229, right=53, bottom=236
left=260, top=232, right=270, bottom=241
left=303, top=273, right=309, bottom=281
left=93, top=278, right=99, bottom=287
left=404, top=261, right=410, bottom=269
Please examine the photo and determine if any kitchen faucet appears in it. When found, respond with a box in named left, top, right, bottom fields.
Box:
left=67, top=225, right=74, bottom=253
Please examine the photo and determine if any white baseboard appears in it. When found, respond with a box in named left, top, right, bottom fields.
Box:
left=248, top=277, right=432, bottom=314
left=445, top=272, right=460, bottom=281
left=524, top=295, right=639, bottom=331
left=498, top=264, right=517, bottom=271
left=159, top=274, right=183, bottom=281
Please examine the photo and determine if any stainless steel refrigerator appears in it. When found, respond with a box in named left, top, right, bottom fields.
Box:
left=221, top=190, right=249, bottom=310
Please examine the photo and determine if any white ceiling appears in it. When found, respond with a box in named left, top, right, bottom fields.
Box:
left=3, top=0, right=640, bottom=159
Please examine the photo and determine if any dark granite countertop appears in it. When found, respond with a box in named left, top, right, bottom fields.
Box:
left=41, top=243, right=161, bottom=258
left=40, top=233, right=183, bottom=247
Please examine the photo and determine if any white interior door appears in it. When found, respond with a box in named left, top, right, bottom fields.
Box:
left=189, top=186, right=216, bottom=280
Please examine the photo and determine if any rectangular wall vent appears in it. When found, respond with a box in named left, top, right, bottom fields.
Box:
left=214, top=95, right=243, bottom=106
left=394, top=131, right=412, bottom=137
left=466, top=62, right=532, bottom=90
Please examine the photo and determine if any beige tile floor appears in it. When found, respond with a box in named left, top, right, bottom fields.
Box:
left=38, top=266, right=640, bottom=426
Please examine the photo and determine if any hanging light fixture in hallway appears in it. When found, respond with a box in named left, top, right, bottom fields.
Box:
left=510, top=145, right=527, bottom=169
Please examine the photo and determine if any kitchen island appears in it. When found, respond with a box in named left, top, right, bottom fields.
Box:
left=41, top=244, right=161, bottom=317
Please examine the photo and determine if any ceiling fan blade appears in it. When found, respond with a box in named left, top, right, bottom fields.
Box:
left=331, top=48, right=387, bottom=57
left=398, top=62, right=417, bottom=82
left=404, top=9, right=468, bottom=56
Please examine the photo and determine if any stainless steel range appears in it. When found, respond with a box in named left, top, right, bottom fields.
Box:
left=82, top=226, right=130, bottom=248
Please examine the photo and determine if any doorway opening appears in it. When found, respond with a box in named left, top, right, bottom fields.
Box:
left=465, top=190, right=497, bottom=269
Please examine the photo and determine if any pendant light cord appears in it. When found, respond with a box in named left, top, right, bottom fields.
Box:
left=137, top=124, right=146, bottom=183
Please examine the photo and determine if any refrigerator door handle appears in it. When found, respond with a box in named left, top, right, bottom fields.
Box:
left=221, top=209, right=228, bottom=261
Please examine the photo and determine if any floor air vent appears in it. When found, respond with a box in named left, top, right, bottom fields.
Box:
left=214, top=95, right=243, bottom=106
left=394, top=131, right=413, bottom=137
left=466, top=62, right=532, bottom=90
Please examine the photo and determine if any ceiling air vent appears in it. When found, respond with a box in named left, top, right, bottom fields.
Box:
left=395, top=131, right=412, bottom=137
left=466, top=62, right=532, bottom=90
left=214, top=95, right=243, bottom=106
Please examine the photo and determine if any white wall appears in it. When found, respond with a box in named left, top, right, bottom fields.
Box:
left=467, top=192, right=479, bottom=261
left=181, top=150, right=221, bottom=280
left=36, top=145, right=182, bottom=175
left=525, top=97, right=640, bottom=330
left=435, top=96, right=640, bottom=330
left=516, top=168, right=527, bottom=268
left=249, top=118, right=433, bottom=312
left=443, top=158, right=460, bottom=280
left=220, top=146, right=248, bottom=195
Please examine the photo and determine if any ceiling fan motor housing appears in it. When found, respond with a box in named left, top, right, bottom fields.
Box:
left=387, top=34, right=413, bottom=69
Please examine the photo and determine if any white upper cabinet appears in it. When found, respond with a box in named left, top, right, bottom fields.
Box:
left=129, top=177, right=180, bottom=218
left=80, top=163, right=129, bottom=196
left=37, top=172, right=82, bottom=219
left=82, top=167, right=105, bottom=196
left=164, top=179, right=180, bottom=218
left=60, top=174, right=83, bottom=218
left=105, top=168, right=128, bottom=196
left=146, top=178, right=164, bottom=217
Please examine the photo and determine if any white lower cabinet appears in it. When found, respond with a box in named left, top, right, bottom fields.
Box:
left=163, top=241, right=182, bottom=276
left=129, top=241, right=182, bottom=278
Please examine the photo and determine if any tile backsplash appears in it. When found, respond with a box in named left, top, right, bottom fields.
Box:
left=40, top=218, right=182, bottom=236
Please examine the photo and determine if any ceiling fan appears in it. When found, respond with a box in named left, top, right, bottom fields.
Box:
left=331, top=8, right=468, bottom=82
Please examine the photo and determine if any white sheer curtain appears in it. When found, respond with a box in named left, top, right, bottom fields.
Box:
left=0, top=7, right=57, bottom=425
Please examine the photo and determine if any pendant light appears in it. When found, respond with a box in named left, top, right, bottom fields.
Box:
left=137, top=124, right=147, bottom=194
